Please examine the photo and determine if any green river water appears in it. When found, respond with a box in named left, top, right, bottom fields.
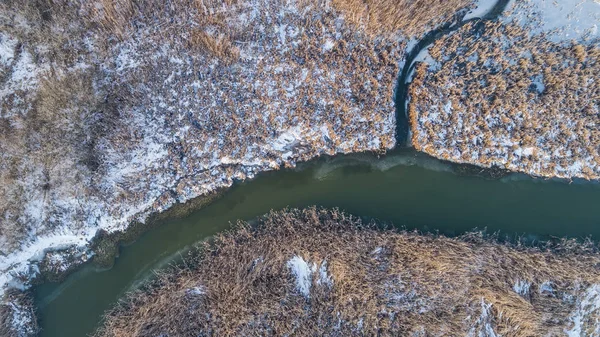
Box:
left=34, top=149, right=600, bottom=337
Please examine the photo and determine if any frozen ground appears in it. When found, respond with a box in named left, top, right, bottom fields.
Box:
left=409, top=0, right=600, bottom=180
left=0, top=0, right=405, bottom=304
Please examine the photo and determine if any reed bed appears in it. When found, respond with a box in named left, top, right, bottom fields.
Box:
left=96, top=208, right=600, bottom=336
left=409, top=20, right=600, bottom=180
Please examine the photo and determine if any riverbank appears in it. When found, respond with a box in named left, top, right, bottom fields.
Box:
left=2, top=0, right=599, bottom=335
left=0, top=0, right=484, bottom=303
left=95, top=208, right=600, bottom=336
left=30, top=150, right=600, bottom=337
left=409, top=0, right=600, bottom=180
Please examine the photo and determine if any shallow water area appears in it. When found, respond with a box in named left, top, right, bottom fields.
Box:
left=35, top=149, right=600, bottom=337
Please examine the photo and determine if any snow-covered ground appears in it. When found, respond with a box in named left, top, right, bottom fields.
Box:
left=0, top=0, right=405, bottom=306
left=409, top=0, right=600, bottom=180
left=505, top=0, right=600, bottom=43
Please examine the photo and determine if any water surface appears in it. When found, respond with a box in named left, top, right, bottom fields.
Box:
left=35, top=149, right=600, bottom=337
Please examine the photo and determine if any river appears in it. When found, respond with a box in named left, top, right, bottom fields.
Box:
left=34, top=149, right=600, bottom=337
left=33, top=0, right=600, bottom=335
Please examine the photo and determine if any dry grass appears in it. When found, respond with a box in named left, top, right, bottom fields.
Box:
left=410, top=20, right=600, bottom=179
left=96, top=208, right=600, bottom=336
left=330, top=0, right=474, bottom=37
left=189, top=30, right=240, bottom=60
left=0, top=290, right=38, bottom=337
left=0, top=0, right=408, bottom=253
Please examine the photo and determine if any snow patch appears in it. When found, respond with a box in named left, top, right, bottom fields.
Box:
left=565, top=284, right=600, bottom=336
left=506, top=0, right=600, bottom=43
left=322, top=39, right=335, bottom=52
left=7, top=301, right=36, bottom=337
left=287, top=256, right=333, bottom=298
left=0, top=32, right=18, bottom=67
left=464, top=0, right=498, bottom=20
left=186, top=286, right=206, bottom=296
left=468, top=298, right=500, bottom=337
left=513, top=279, right=531, bottom=297
left=287, top=255, right=314, bottom=297
left=539, top=281, right=555, bottom=294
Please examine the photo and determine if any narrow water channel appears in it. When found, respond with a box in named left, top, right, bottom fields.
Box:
left=35, top=149, right=600, bottom=337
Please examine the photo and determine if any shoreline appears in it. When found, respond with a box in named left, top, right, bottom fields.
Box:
left=95, top=208, right=600, bottom=337
left=1, top=0, right=599, bottom=335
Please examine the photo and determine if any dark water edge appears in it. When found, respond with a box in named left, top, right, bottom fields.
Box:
left=34, top=148, right=600, bottom=337
left=394, top=0, right=511, bottom=145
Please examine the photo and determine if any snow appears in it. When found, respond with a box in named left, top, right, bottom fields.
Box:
left=0, top=49, right=42, bottom=101
left=565, top=284, right=600, bottom=336
left=322, top=39, right=335, bottom=52
left=186, top=286, right=206, bottom=296
left=531, top=74, right=545, bottom=94
left=513, top=279, right=531, bottom=297
left=468, top=298, right=500, bottom=337
left=317, top=260, right=333, bottom=287
left=539, top=281, right=554, bottom=294
left=463, top=0, right=498, bottom=20
left=410, top=47, right=441, bottom=74
left=272, top=127, right=303, bottom=151
left=506, top=0, right=600, bottom=42
left=115, top=44, right=141, bottom=72
left=7, top=301, right=36, bottom=337
left=0, top=32, right=17, bottom=67
left=286, top=256, right=333, bottom=298
left=287, top=255, right=313, bottom=297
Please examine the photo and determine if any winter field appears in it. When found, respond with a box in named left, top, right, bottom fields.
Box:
left=0, top=0, right=476, bottom=334
left=1, top=0, right=599, bottom=335
left=409, top=0, right=600, bottom=180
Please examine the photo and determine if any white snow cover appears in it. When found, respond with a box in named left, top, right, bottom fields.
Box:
left=0, top=0, right=399, bottom=299
left=463, top=0, right=498, bottom=20
left=7, top=300, right=36, bottom=337
left=513, top=279, right=531, bottom=297
left=539, top=281, right=554, bottom=294
left=286, top=255, right=333, bottom=298
left=565, top=284, right=600, bottom=336
left=505, top=0, right=600, bottom=42
left=287, top=256, right=314, bottom=297
left=468, top=298, right=500, bottom=337
left=0, top=46, right=44, bottom=104
left=0, top=32, right=17, bottom=67
left=186, top=286, right=206, bottom=296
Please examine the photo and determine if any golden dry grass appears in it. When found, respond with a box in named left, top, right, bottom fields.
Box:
left=409, top=21, right=600, bottom=179
left=330, top=0, right=474, bottom=37
left=95, top=208, right=600, bottom=337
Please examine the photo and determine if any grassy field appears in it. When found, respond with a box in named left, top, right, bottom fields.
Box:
left=95, top=208, right=600, bottom=336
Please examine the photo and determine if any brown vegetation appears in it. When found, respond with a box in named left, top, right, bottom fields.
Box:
left=0, top=290, right=38, bottom=337
left=330, top=0, right=473, bottom=37
left=409, top=20, right=600, bottom=179
left=0, top=0, right=403, bottom=255
left=96, top=208, right=600, bottom=336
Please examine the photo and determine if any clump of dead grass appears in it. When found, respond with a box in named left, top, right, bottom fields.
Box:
left=95, top=208, right=600, bottom=336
